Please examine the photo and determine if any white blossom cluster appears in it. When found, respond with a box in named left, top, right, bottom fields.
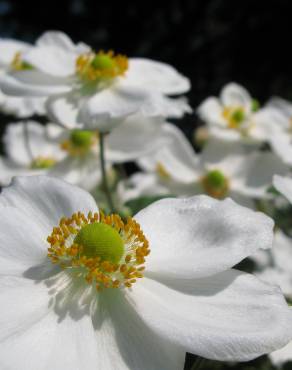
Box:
left=1, top=31, right=292, bottom=370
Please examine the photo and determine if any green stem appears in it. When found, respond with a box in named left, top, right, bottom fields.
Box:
left=191, top=356, right=205, bottom=370
left=99, top=132, right=115, bottom=213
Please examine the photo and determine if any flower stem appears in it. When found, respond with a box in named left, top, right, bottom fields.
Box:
left=191, top=356, right=205, bottom=370
left=99, top=132, right=115, bottom=213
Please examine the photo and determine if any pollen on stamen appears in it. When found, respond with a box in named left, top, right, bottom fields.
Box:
left=47, top=211, right=150, bottom=291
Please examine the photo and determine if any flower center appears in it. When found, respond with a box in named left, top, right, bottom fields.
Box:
left=47, top=211, right=150, bottom=290
left=222, top=106, right=246, bottom=129
left=30, top=156, right=56, bottom=169
left=11, top=52, right=33, bottom=71
left=60, top=130, right=98, bottom=156
left=201, top=169, right=229, bottom=199
left=76, top=50, right=128, bottom=83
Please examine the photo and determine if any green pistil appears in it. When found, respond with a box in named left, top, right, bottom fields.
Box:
left=251, top=98, right=260, bottom=112
left=70, top=130, right=93, bottom=149
left=91, top=55, right=115, bottom=70
left=231, top=109, right=245, bottom=125
left=202, top=169, right=229, bottom=198
left=74, top=223, right=124, bottom=263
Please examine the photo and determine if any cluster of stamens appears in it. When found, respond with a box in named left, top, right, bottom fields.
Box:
left=30, top=156, right=56, bottom=169
left=47, top=211, right=150, bottom=291
left=76, top=50, right=128, bottom=83
left=11, top=52, right=33, bottom=71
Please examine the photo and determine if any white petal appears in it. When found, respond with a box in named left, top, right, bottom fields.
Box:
left=23, top=46, right=76, bottom=77
left=117, top=172, right=170, bottom=203
left=135, top=195, right=274, bottom=279
left=100, top=289, right=185, bottom=370
left=233, top=151, right=288, bottom=198
left=0, top=176, right=98, bottom=235
left=0, top=157, right=44, bottom=186
left=138, top=123, right=200, bottom=184
left=127, top=270, right=292, bottom=361
left=0, top=274, right=101, bottom=370
left=127, top=58, right=190, bottom=95
left=0, top=71, right=71, bottom=97
left=270, top=339, right=292, bottom=366
left=36, top=31, right=90, bottom=54
left=272, top=231, right=292, bottom=275
left=0, top=205, right=47, bottom=275
left=106, top=116, right=168, bottom=163
left=49, top=155, right=102, bottom=192
left=197, top=97, right=226, bottom=126
left=3, top=121, right=64, bottom=166
left=273, top=175, right=292, bottom=204
left=0, top=94, right=45, bottom=117
left=46, top=92, right=83, bottom=128
left=220, top=82, right=252, bottom=111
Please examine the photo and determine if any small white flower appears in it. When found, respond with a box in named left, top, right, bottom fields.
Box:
left=197, top=82, right=275, bottom=143
left=120, top=124, right=288, bottom=207
left=0, top=31, right=191, bottom=132
left=0, top=116, right=170, bottom=190
left=0, top=175, right=291, bottom=369
left=0, top=37, right=46, bottom=117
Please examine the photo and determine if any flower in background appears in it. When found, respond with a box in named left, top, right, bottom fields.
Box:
left=119, top=124, right=288, bottom=208
left=197, top=82, right=275, bottom=144
left=0, top=31, right=191, bottom=132
left=261, top=97, right=292, bottom=166
left=0, top=116, right=170, bottom=191
left=248, top=175, right=292, bottom=367
left=0, top=37, right=45, bottom=117
left=0, top=175, right=291, bottom=370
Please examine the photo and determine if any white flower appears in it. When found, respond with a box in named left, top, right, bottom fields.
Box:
left=253, top=230, right=292, bottom=367
left=0, top=175, right=291, bottom=369
left=0, top=116, right=170, bottom=190
left=119, top=124, right=288, bottom=207
left=197, top=82, right=275, bottom=143
left=0, top=37, right=45, bottom=117
left=0, top=31, right=191, bottom=132
left=262, top=97, right=292, bottom=166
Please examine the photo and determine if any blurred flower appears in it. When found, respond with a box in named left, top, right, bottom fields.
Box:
left=262, top=97, right=292, bottom=166
left=197, top=82, right=275, bottom=144
left=0, top=175, right=291, bottom=369
left=0, top=116, right=170, bottom=190
left=0, top=31, right=191, bottom=132
left=0, top=37, right=45, bottom=117
left=119, top=124, right=288, bottom=207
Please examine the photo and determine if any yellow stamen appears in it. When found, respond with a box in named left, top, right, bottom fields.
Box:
left=30, top=156, right=56, bottom=169
left=156, top=162, right=171, bottom=180
left=47, top=211, right=150, bottom=291
left=76, top=50, right=128, bottom=83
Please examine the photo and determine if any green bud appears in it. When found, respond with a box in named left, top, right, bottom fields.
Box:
left=74, top=223, right=124, bottom=263
left=205, top=170, right=226, bottom=189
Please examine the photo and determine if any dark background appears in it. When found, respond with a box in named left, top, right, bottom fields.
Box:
left=1, top=0, right=292, bottom=133
left=1, top=0, right=292, bottom=369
